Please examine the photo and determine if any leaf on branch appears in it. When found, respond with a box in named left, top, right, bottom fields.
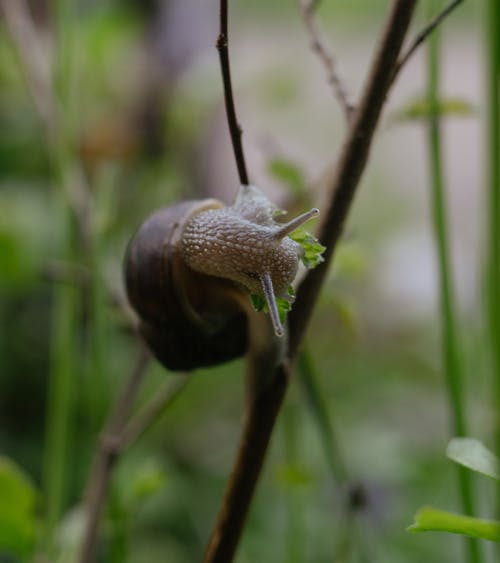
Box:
left=268, top=158, right=306, bottom=197
left=290, top=227, right=326, bottom=269
left=408, top=506, right=500, bottom=543
left=251, top=286, right=294, bottom=323
left=390, top=96, right=477, bottom=123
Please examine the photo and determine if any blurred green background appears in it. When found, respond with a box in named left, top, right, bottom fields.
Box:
left=0, top=0, right=496, bottom=561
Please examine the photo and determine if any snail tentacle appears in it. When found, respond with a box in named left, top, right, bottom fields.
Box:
left=259, top=271, right=284, bottom=337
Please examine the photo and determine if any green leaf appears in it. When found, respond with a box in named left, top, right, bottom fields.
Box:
left=268, top=158, right=306, bottom=196
left=127, top=461, right=167, bottom=506
left=408, top=506, right=500, bottom=542
left=391, top=96, right=477, bottom=123
left=251, top=286, right=294, bottom=323
left=290, top=227, right=326, bottom=269
left=250, top=293, right=266, bottom=312
left=276, top=295, right=292, bottom=323
left=275, top=463, right=313, bottom=488
left=446, top=437, right=500, bottom=481
left=332, top=242, right=368, bottom=279
left=0, top=456, right=38, bottom=557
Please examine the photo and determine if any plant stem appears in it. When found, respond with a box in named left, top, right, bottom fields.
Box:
left=298, top=0, right=355, bottom=122
left=394, top=0, right=463, bottom=79
left=484, top=0, right=500, bottom=522
left=205, top=3, right=420, bottom=561
left=85, top=165, right=117, bottom=430
left=216, top=0, right=249, bottom=185
left=297, top=348, right=348, bottom=485
left=426, top=3, right=481, bottom=562
left=78, top=345, right=150, bottom=563
left=289, top=0, right=418, bottom=355
left=203, top=363, right=291, bottom=562
left=43, top=220, right=78, bottom=551
left=282, top=403, right=305, bottom=563
left=41, top=0, right=78, bottom=553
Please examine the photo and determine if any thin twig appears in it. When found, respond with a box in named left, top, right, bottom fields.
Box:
left=393, top=0, right=463, bottom=79
left=77, top=344, right=150, bottom=563
left=203, top=363, right=290, bottom=562
left=216, top=0, right=249, bottom=185
left=289, top=0, right=419, bottom=356
left=41, top=260, right=91, bottom=288
left=0, top=0, right=54, bottom=132
left=298, top=0, right=355, bottom=122
left=119, top=374, right=190, bottom=449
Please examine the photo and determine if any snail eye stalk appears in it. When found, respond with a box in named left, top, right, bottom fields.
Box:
left=259, top=271, right=284, bottom=337
left=271, top=208, right=320, bottom=240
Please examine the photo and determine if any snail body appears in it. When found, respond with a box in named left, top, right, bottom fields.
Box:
left=124, top=185, right=319, bottom=372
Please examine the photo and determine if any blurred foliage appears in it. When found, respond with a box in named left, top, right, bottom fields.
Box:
left=390, top=96, right=477, bottom=123
left=0, top=457, right=38, bottom=558
left=0, top=1, right=490, bottom=562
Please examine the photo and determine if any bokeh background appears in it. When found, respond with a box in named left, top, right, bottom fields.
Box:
left=0, top=0, right=494, bottom=561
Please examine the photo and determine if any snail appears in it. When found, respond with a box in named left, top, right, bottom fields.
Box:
left=124, top=184, right=321, bottom=375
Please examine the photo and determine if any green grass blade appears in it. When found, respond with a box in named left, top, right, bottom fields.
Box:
left=484, top=0, right=500, bottom=521
left=282, top=404, right=305, bottom=563
left=297, top=348, right=348, bottom=485
left=42, top=0, right=78, bottom=553
left=425, top=2, right=481, bottom=561
left=42, top=212, right=78, bottom=551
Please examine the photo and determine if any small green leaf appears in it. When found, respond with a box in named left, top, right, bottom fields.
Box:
left=0, top=456, right=38, bottom=557
left=446, top=437, right=500, bottom=481
left=272, top=208, right=288, bottom=219
left=250, top=293, right=266, bottom=312
left=127, top=461, right=167, bottom=506
left=290, top=227, right=326, bottom=269
left=268, top=158, right=306, bottom=196
left=251, top=286, right=294, bottom=323
left=276, top=295, right=292, bottom=323
left=332, top=242, right=368, bottom=279
left=275, top=463, right=313, bottom=488
left=408, top=506, right=500, bottom=543
left=391, top=96, right=477, bottom=123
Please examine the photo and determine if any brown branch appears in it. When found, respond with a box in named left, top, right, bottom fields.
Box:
left=77, top=344, right=150, bottom=563
left=216, top=0, right=249, bottom=185
left=289, top=0, right=419, bottom=356
left=203, top=362, right=290, bottom=562
left=204, top=4, right=419, bottom=560
left=298, top=0, right=355, bottom=122
left=393, top=0, right=463, bottom=79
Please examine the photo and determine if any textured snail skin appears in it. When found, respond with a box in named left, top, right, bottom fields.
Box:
left=182, top=209, right=300, bottom=297
left=181, top=185, right=301, bottom=298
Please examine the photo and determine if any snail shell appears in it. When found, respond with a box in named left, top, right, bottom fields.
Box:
left=125, top=200, right=248, bottom=371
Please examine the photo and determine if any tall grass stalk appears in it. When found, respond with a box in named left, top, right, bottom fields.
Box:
left=282, top=403, right=305, bottom=563
left=42, top=0, right=78, bottom=551
left=297, top=348, right=348, bottom=485
left=426, top=2, right=481, bottom=562
left=297, top=349, right=365, bottom=561
left=85, top=165, right=117, bottom=430
left=484, top=0, right=500, bottom=517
